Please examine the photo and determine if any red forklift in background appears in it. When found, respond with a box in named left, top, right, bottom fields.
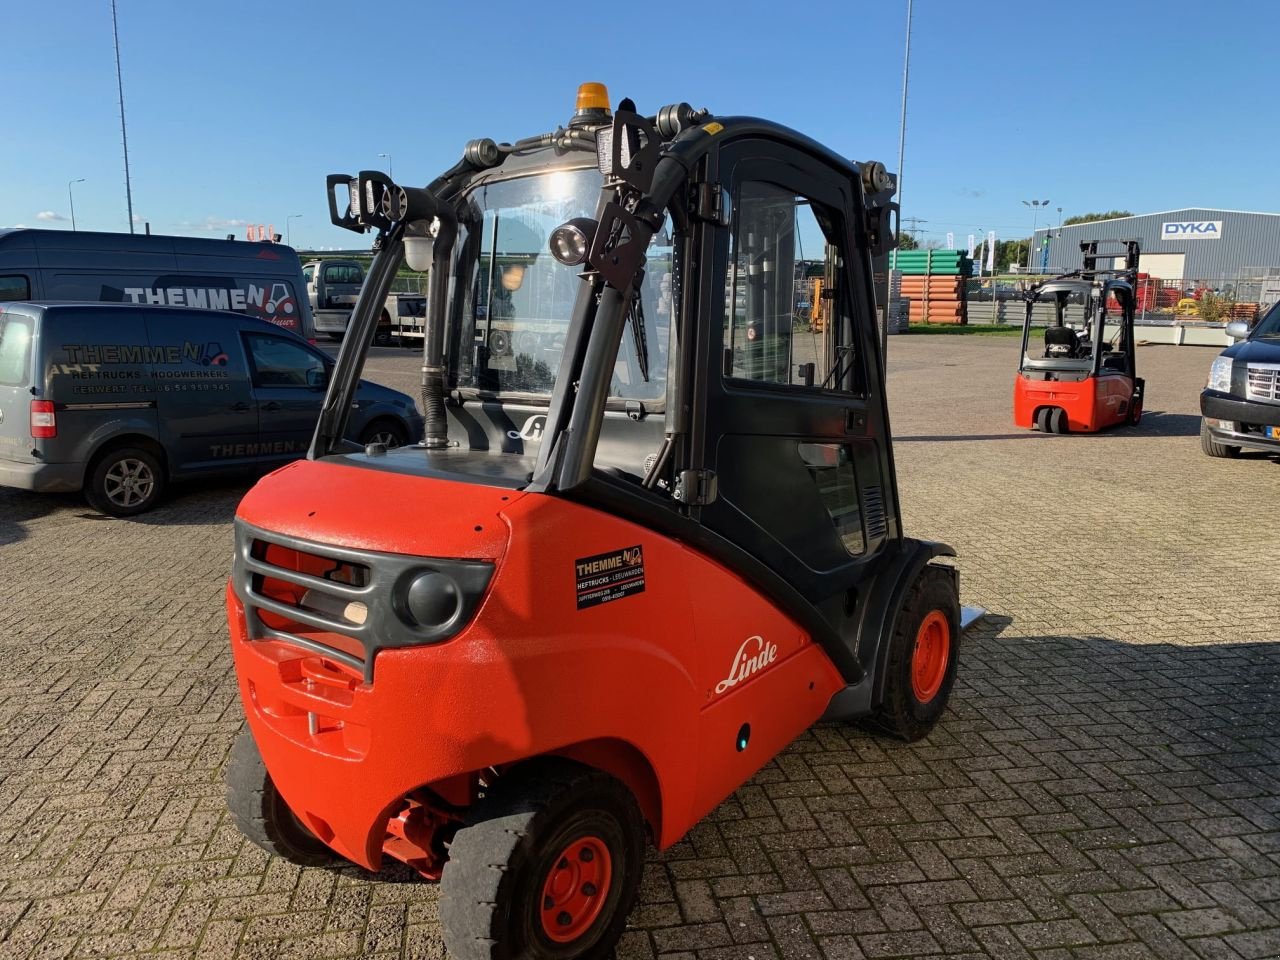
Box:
left=224, top=84, right=974, bottom=960
left=1013, top=240, right=1144, bottom=433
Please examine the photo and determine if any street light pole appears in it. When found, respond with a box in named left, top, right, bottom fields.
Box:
left=286, top=214, right=303, bottom=248
left=378, top=153, right=393, bottom=180
left=110, top=0, right=135, bottom=234
left=68, top=178, right=85, bottom=232
left=1022, top=199, right=1049, bottom=272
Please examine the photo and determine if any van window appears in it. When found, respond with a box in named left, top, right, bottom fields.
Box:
left=322, top=264, right=362, bottom=285
left=0, top=316, right=33, bottom=386
left=0, top=275, right=31, bottom=302
left=302, top=265, right=315, bottom=283
left=245, top=333, right=326, bottom=388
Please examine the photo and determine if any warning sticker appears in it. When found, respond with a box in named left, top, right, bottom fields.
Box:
left=574, top=545, right=646, bottom=610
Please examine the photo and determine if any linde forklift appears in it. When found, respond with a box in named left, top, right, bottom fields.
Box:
left=225, top=84, right=968, bottom=960
left=1014, top=240, right=1144, bottom=433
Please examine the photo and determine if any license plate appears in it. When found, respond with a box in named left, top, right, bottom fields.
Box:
left=1267, top=426, right=1280, bottom=440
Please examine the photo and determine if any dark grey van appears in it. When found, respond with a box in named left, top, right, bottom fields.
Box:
left=0, top=303, right=422, bottom=515
left=0, top=228, right=315, bottom=340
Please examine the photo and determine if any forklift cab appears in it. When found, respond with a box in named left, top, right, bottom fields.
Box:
left=1014, top=240, right=1143, bottom=433
left=225, top=87, right=965, bottom=960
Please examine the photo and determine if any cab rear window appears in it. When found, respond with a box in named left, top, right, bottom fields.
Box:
left=0, top=316, right=33, bottom=386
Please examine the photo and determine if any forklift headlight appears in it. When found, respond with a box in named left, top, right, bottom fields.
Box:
left=549, top=218, right=597, bottom=266
left=1207, top=356, right=1233, bottom=393
left=403, top=570, right=461, bottom=628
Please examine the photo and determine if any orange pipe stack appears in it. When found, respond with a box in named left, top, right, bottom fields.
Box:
left=898, top=275, right=968, bottom=325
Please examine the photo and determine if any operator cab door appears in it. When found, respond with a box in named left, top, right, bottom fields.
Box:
left=692, top=139, right=895, bottom=646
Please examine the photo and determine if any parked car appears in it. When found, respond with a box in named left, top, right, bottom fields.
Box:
left=0, top=302, right=422, bottom=515
left=1199, top=302, right=1280, bottom=458
left=0, top=228, right=313, bottom=339
left=303, top=258, right=364, bottom=340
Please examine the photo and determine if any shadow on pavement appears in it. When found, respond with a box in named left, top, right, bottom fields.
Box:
left=898, top=410, right=1202, bottom=443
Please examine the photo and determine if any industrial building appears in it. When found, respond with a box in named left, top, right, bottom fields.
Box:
left=1031, top=208, right=1280, bottom=296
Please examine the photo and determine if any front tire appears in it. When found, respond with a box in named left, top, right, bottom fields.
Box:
left=225, top=729, right=335, bottom=867
left=440, top=761, right=645, bottom=960
left=1200, top=419, right=1239, bottom=458
left=358, top=419, right=410, bottom=448
left=85, top=445, right=166, bottom=516
left=868, top=565, right=961, bottom=742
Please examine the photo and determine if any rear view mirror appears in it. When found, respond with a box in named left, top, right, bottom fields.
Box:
left=1225, top=320, right=1250, bottom=340
left=307, top=367, right=328, bottom=389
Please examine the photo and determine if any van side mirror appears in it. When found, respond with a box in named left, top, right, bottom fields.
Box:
left=1225, top=320, right=1250, bottom=340
left=307, top=367, right=328, bottom=389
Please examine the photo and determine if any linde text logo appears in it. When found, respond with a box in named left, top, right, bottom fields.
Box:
left=1161, top=220, right=1223, bottom=240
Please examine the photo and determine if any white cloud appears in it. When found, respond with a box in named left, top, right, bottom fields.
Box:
left=175, top=216, right=252, bottom=232
left=36, top=210, right=68, bottom=222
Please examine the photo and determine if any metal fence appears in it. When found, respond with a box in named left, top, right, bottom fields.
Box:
left=896, top=275, right=1280, bottom=328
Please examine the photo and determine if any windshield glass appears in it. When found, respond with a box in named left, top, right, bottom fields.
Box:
left=1253, top=301, right=1280, bottom=338
left=451, top=168, right=670, bottom=402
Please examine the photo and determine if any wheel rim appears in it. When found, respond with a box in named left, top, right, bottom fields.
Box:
left=911, top=610, right=951, bottom=703
left=103, top=458, right=155, bottom=508
left=539, top=835, right=613, bottom=944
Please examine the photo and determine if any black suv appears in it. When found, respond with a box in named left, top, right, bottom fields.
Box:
left=1200, top=302, right=1280, bottom=458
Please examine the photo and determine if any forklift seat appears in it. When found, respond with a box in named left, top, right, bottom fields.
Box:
left=1044, top=326, right=1079, bottom=357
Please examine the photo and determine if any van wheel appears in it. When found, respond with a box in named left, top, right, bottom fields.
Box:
left=85, top=446, right=166, bottom=516
left=225, top=728, right=334, bottom=867
left=440, top=761, right=645, bottom=960
left=867, top=565, right=960, bottom=743
left=359, top=419, right=409, bottom=448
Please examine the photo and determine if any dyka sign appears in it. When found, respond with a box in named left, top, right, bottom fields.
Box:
left=1161, top=220, right=1223, bottom=240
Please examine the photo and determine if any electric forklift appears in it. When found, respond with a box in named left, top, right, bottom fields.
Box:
left=1014, top=240, right=1144, bottom=433
left=224, top=84, right=967, bottom=960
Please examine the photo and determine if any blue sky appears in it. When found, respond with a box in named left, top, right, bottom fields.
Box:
left=5, top=0, right=1278, bottom=250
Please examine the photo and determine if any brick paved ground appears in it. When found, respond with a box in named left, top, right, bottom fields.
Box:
left=2, top=337, right=1279, bottom=959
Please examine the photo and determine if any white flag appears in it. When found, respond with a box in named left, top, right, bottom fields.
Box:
left=985, top=231, right=996, bottom=272
left=966, top=234, right=977, bottom=258
left=945, top=232, right=955, bottom=250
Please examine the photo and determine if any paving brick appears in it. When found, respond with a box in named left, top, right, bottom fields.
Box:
left=2, top=339, right=1279, bottom=959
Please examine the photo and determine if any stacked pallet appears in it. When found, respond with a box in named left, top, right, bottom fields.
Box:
left=889, top=250, right=973, bottom=325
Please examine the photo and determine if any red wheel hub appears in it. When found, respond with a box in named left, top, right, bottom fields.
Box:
left=911, top=610, right=951, bottom=703
left=539, top=835, right=613, bottom=944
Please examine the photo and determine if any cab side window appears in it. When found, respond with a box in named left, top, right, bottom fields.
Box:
left=0, top=275, right=31, bottom=302
left=302, top=266, right=314, bottom=284
left=244, top=333, right=326, bottom=388
left=722, top=183, right=858, bottom=394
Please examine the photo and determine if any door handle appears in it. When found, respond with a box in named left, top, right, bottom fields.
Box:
left=262, top=401, right=282, bottom=412
left=232, top=402, right=251, bottom=412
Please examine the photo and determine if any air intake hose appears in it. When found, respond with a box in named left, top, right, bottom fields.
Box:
left=421, top=215, right=457, bottom=449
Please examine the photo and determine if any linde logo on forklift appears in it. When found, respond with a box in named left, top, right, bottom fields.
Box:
left=715, top=635, right=779, bottom=695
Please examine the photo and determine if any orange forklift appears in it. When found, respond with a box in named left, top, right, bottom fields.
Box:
left=225, top=85, right=972, bottom=960
left=1014, top=240, right=1144, bottom=433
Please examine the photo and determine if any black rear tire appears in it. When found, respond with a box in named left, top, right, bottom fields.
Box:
left=84, top=445, right=166, bottom=516
left=439, top=761, right=645, bottom=960
left=225, top=728, right=335, bottom=867
left=867, top=565, right=961, bottom=743
left=1034, top=407, right=1050, bottom=432
left=1048, top=407, right=1068, bottom=434
left=1200, top=419, right=1239, bottom=458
